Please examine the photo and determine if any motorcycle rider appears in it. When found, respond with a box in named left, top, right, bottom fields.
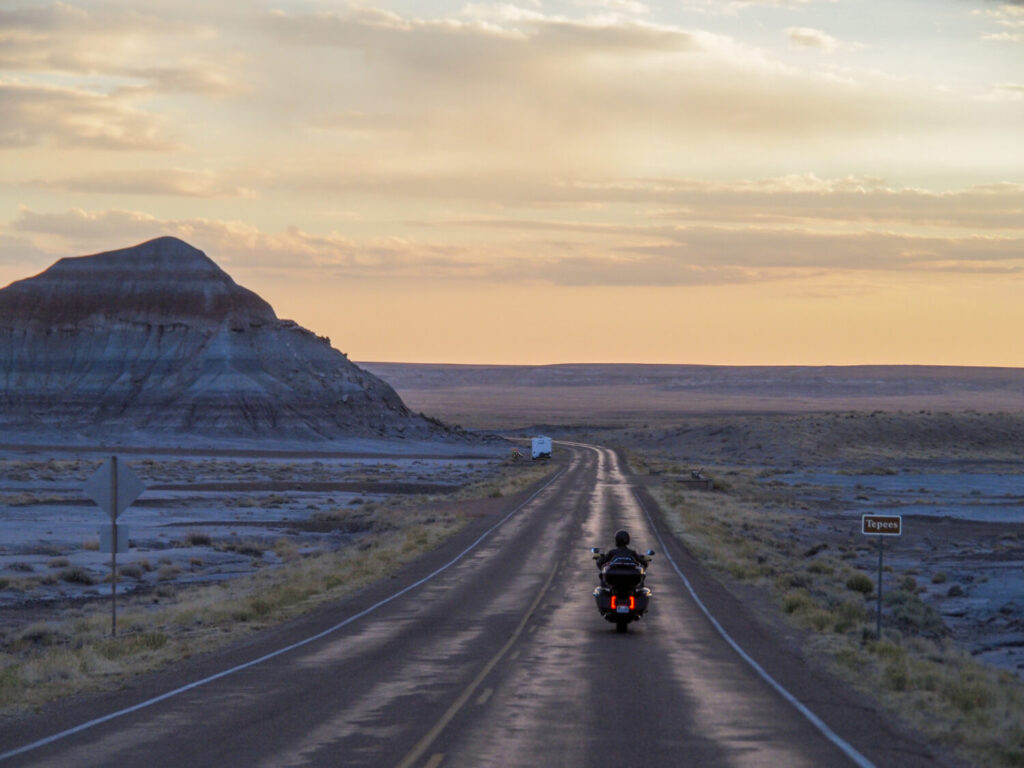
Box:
left=596, top=529, right=647, bottom=569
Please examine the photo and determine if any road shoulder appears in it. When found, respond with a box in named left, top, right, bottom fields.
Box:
left=630, top=479, right=970, bottom=768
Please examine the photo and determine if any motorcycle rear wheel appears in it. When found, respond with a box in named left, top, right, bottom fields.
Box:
left=615, top=619, right=629, bottom=633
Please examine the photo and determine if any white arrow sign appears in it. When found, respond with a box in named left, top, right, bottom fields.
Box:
left=85, top=457, right=146, bottom=519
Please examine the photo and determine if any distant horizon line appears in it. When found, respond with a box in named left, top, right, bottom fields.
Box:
left=356, top=360, right=1024, bottom=371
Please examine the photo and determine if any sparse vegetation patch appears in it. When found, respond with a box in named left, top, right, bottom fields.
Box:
left=0, top=449, right=558, bottom=718
left=644, top=450, right=1024, bottom=768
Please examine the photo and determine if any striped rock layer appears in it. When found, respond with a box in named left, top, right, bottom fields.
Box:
left=0, top=237, right=445, bottom=441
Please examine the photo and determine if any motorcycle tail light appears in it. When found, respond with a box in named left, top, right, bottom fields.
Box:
left=629, top=595, right=635, bottom=610
left=610, top=595, right=617, bottom=610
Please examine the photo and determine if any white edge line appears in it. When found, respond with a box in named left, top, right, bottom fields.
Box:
left=0, top=465, right=568, bottom=763
left=632, top=488, right=876, bottom=768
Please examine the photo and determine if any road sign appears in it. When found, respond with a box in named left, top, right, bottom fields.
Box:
left=862, top=514, right=904, bottom=639
left=84, top=456, right=144, bottom=637
left=99, top=525, right=129, bottom=554
left=85, top=457, right=145, bottom=519
left=862, top=514, right=902, bottom=536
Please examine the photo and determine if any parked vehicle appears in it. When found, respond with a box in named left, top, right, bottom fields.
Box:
left=531, top=436, right=552, bottom=460
left=591, top=548, right=654, bottom=632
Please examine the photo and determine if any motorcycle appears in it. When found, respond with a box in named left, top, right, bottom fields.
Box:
left=591, top=547, right=654, bottom=633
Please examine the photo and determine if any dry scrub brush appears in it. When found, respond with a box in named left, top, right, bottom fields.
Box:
left=0, top=457, right=552, bottom=716
left=0, top=536, right=432, bottom=713
left=647, top=458, right=1024, bottom=768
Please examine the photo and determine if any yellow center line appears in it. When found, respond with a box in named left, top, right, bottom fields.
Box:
left=423, top=754, right=444, bottom=768
left=394, top=560, right=561, bottom=768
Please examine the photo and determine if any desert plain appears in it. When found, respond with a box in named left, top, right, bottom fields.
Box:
left=365, top=363, right=1024, bottom=676
left=2, top=362, right=1023, bottom=766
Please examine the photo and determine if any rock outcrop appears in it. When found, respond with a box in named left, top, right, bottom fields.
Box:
left=0, top=237, right=449, bottom=442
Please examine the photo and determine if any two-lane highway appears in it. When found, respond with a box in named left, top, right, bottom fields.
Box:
left=1, top=443, right=940, bottom=767
left=423, top=443, right=862, bottom=768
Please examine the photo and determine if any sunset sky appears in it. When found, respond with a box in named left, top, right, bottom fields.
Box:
left=1, top=0, right=1022, bottom=365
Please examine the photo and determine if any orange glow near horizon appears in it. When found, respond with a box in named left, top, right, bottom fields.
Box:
left=246, top=274, right=1024, bottom=368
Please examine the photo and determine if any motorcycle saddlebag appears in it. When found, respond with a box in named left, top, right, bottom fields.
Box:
left=635, top=587, right=652, bottom=614
left=593, top=587, right=613, bottom=613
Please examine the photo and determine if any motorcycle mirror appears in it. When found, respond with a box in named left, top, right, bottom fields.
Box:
left=590, top=547, right=601, bottom=554
left=646, top=549, right=656, bottom=557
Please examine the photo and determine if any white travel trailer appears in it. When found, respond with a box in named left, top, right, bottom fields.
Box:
left=531, top=436, right=552, bottom=460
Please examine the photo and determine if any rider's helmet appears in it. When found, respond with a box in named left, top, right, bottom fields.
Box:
left=614, top=529, right=630, bottom=547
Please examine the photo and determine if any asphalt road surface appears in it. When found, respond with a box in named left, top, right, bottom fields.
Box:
left=1, top=443, right=948, bottom=768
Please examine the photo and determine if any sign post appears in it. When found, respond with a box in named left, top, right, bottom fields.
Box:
left=861, top=514, right=902, bottom=639
left=85, top=456, right=145, bottom=637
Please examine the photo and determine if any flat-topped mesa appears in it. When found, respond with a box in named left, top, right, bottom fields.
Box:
left=0, top=236, right=276, bottom=330
left=0, top=237, right=452, bottom=442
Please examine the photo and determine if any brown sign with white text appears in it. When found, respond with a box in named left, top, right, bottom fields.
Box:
left=862, top=514, right=902, bottom=536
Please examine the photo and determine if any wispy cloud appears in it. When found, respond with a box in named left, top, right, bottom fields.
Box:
left=0, top=232, right=52, bottom=268
left=32, top=168, right=261, bottom=198
left=7, top=207, right=489, bottom=276
left=976, top=2, right=1024, bottom=42
left=982, top=82, right=1024, bottom=100
left=244, top=5, right=971, bottom=184
left=984, top=31, right=1024, bottom=41
left=11, top=206, right=173, bottom=244
left=10, top=204, right=1023, bottom=287
left=571, top=0, right=651, bottom=13
left=272, top=172, right=1024, bottom=231
left=681, top=0, right=833, bottom=14
left=0, top=0, right=241, bottom=127
left=0, top=81, right=176, bottom=149
left=785, top=26, right=860, bottom=53
left=0, top=3, right=215, bottom=77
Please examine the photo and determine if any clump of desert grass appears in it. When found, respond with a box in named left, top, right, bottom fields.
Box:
left=455, top=457, right=556, bottom=502
left=183, top=530, right=212, bottom=547
left=0, top=493, right=69, bottom=506
left=215, top=539, right=267, bottom=558
left=646, top=455, right=1024, bottom=768
left=1, top=546, right=397, bottom=713
left=59, top=567, right=96, bottom=585
left=0, top=524, right=455, bottom=713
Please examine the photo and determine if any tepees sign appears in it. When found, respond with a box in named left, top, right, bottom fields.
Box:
left=531, top=436, right=552, bottom=460
left=862, top=513, right=903, bottom=639
left=862, top=514, right=902, bottom=536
